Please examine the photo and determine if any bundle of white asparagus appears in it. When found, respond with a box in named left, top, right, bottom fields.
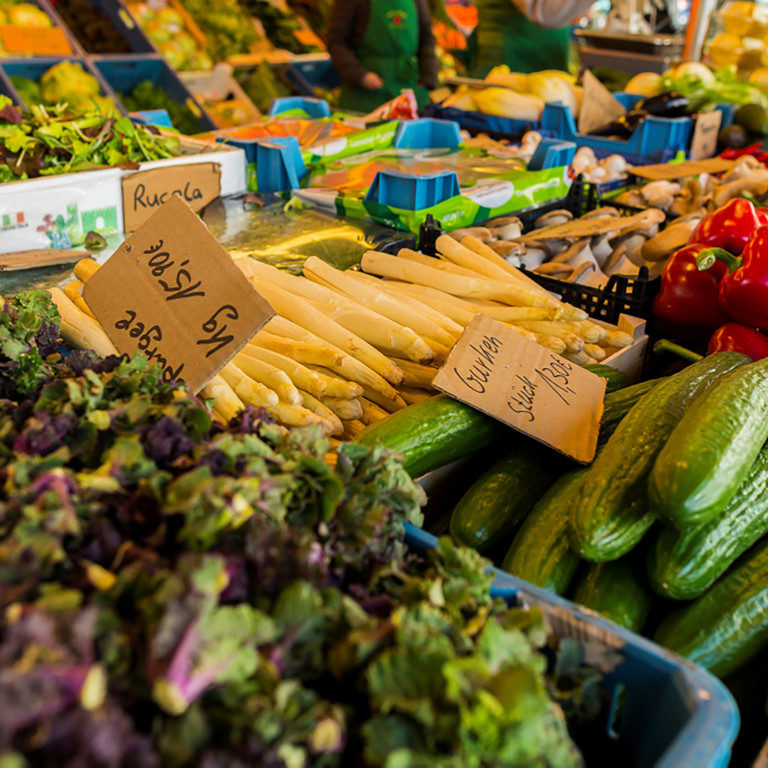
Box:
left=48, top=233, right=634, bottom=438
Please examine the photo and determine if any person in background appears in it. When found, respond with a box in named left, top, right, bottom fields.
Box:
left=328, top=0, right=439, bottom=112
left=472, top=0, right=597, bottom=76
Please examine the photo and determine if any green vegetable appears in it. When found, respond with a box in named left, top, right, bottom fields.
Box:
left=597, top=378, right=664, bottom=447
left=501, top=469, right=586, bottom=594
left=182, top=0, right=257, bottom=61
left=648, top=443, right=768, bottom=600
left=0, top=95, right=180, bottom=181
left=354, top=393, right=509, bottom=478
left=583, top=363, right=629, bottom=393
left=449, top=447, right=559, bottom=555
left=661, top=66, right=768, bottom=114
left=650, top=357, right=768, bottom=529
left=0, top=293, right=603, bottom=766
left=119, top=79, right=200, bottom=135
left=571, top=559, right=654, bottom=633
left=570, top=352, right=748, bottom=563
left=655, top=538, right=768, bottom=678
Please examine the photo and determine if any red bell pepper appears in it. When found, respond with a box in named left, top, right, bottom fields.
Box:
left=690, top=198, right=767, bottom=255
left=708, top=322, right=768, bottom=361
left=652, top=243, right=731, bottom=343
left=697, top=225, right=768, bottom=331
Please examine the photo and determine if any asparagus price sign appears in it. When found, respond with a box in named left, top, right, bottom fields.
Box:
left=433, top=314, right=606, bottom=463
left=83, top=195, right=274, bottom=393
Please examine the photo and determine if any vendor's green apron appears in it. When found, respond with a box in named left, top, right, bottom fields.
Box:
left=472, top=0, right=570, bottom=77
left=340, top=0, right=429, bottom=112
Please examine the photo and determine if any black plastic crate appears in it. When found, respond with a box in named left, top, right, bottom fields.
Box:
left=418, top=176, right=661, bottom=325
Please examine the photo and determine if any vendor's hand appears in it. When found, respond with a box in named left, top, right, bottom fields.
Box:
left=361, top=72, right=384, bottom=90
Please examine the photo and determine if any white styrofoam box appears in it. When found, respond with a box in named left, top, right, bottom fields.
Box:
left=0, top=168, right=124, bottom=253
left=0, top=142, right=246, bottom=253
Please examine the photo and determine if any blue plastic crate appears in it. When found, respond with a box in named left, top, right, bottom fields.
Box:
left=46, top=0, right=155, bottom=54
left=91, top=55, right=216, bottom=133
left=541, top=102, right=692, bottom=165
left=0, top=56, right=125, bottom=113
left=404, top=523, right=739, bottom=768
left=283, top=54, right=341, bottom=97
left=425, top=102, right=541, bottom=139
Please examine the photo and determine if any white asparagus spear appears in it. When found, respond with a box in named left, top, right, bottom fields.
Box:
left=303, top=256, right=458, bottom=347
left=48, top=288, right=118, bottom=358
left=249, top=280, right=404, bottom=386
left=361, top=251, right=561, bottom=309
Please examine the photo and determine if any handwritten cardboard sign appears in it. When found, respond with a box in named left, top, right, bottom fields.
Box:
left=121, top=162, right=221, bottom=233
left=517, top=208, right=653, bottom=242
left=689, top=110, right=723, bottom=161
left=83, top=195, right=273, bottom=394
left=578, top=70, right=626, bottom=135
left=630, top=156, right=734, bottom=180
left=0, top=25, right=73, bottom=55
left=433, top=314, right=606, bottom=463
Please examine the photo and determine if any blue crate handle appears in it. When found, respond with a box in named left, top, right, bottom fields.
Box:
left=254, top=136, right=308, bottom=193
left=365, top=168, right=460, bottom=210
left=269, top=96, right=331, bottom=118
left=393, top=118, right=462, bottom=150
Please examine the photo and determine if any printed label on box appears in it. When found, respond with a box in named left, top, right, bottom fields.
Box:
left=0, top=25, right=73, bottom=55
left=433, top=314, right=605, bottom=463
left=83, top=195, right=273, bottom=393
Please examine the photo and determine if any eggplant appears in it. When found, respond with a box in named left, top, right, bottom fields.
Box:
left=636, top=91, right=690, bottom=118
left=588, top=110, right=646, bottom=138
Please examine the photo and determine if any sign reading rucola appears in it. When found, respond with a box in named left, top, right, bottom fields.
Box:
left=83, top=195, right=273, bottom=393
left=433, top=314, right=606, bottom=463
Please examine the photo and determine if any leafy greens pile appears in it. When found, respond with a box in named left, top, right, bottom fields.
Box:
left=182, top=0, right=257, bottom=63
left=119, top=80, right=200, bottom=136
left=0, top=291, right=595, bottom=768
left=661, top=66, right=768, bottom=112
left=0, top=95, right=180, bottom=182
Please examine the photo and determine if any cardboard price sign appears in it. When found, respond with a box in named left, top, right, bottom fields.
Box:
left=433, top=315, right=606, bottom=463
left=578, top=70, right=626, bottom=135
left=83, top=195, right=274, bottom=394
left=0, top=25, right=73, bottom=55
left=630, top=156, right=734, bottom=180
left=689, top=110, right=723, bottom=161
left=121, top=162, right=221, bottom=232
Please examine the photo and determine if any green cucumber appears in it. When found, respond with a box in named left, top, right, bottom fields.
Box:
left=571, top=559, right=654, bottom=633
left=654, top=538, right=768, bottom=678
left=583, top=363, right=629, bottom=393
left=648, top=443, right=768, bottom=600
left=501, top=469, right=585, bottom=594
left=649, top=357, right=768, bottom=529
left=449, top=448, right=559, bottom=555
left=570, top=352, right=749, bottom=563
left=598, top=378, right=665, bottom=447
left=354, top=394, right=508, bottom=478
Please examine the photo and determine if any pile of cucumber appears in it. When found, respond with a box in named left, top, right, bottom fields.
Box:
left=356, top=353, right=768, bottom=679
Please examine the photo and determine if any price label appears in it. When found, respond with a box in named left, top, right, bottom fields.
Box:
left=690, top=110, right=723, bottom=161
left=578, top=70, right=626, bottom=136
left=433, top=314, right=606, bottom=463
left=121, top=162, right=221, bottom=233
left=83, top=195, right=274, bottom=394
left=0, top=25, right=73, bottom=55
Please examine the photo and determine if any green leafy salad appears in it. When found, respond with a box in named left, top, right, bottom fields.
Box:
left=0, top=291, right=608, bottom=767
left=0, top=95, right=180, bottom=182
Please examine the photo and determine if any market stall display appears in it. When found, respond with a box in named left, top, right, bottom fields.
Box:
left=7, top=0, right=768, bottom=761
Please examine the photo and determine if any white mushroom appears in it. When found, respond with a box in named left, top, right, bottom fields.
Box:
left=534, top=209, right=574, bottom=229
left=641, top=180, right=681, bottom=207
left=489, top=216, right=523, bottom=240
left=590, top=233, right=615, bottom=268
left=449, top=226, right=494, bottom=243
left=603, top=154, right=627, bottom=174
